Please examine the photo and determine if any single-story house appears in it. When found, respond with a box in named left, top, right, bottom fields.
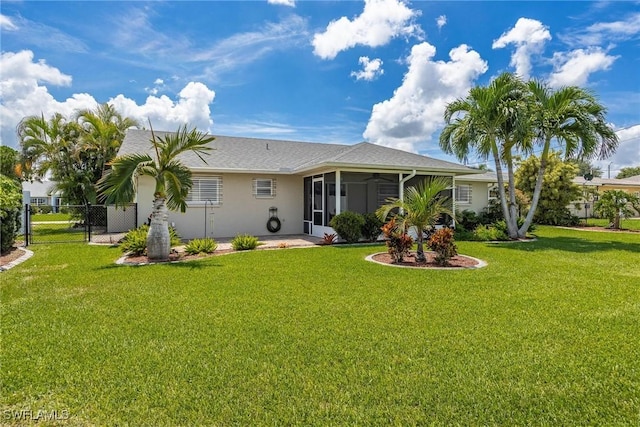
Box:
left=454, top=171, right=640, bottom=219
left=117, top=129, right=481, bottom=239
left=21, top=180, right=62, bottom=209
left=570, top=175, right=640, bottom=218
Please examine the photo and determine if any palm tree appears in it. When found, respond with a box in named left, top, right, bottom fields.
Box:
left=520, top=81, right=618, bottom=236
left=17, top=105, right=139, bottom=205
left=376, top=177, right=454, bottom=263
left=440, top=72, right=530, bottom=239
left=76, top=103, right=140, bottom=177
left=98, top=125, right=214, bottom=261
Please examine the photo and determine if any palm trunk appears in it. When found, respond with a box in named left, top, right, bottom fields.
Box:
left=492, top=146, right=518, bottom=239
left=519, top=140, right=550, bottom=237
left=416, top=228, right=425, bottom=263
left=147, top=197, right=170, bottom=261
left=505, top=150, right=519, bottom=238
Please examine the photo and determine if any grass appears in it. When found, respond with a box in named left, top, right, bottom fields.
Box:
left=582, top=217, right=640, bottom=230
left=2, top=226, right=639, bottom=425
left=31, top=213, right=73, bottom=222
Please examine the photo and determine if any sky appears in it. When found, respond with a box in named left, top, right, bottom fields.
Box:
left=1, top=0, right=639, bottom=176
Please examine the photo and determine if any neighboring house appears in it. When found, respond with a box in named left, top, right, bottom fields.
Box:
left=21, top=180, right=62, bottom=209
left=454, top=172, right=640, bottom=219
left=118, top=129, right=480, bottom=239
left=570, top=175, right=640, bottom=218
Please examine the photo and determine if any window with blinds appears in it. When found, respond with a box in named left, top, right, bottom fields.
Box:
left=187, top=177, right=222, bottom=204
left=253, top=178, right=275, bottom=198
left=455, top=184, right=472, bottom=204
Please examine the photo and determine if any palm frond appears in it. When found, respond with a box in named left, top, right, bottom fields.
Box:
left=97, top=153, right=154, bottom=206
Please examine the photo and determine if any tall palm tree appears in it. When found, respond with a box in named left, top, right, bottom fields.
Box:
left=440, top=72, right=530, bottom=239
left=520, top=81, right=618, bottom=236
left=98, top=125, right=214, bottom=261
left=376, top=177, right=454, bottom=263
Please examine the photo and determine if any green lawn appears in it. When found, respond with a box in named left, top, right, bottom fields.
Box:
left=583, top=217, right=640, bottom=230
left=31, top=212, right=73, bottom=222
left=2, top=227, right=639, bottom=425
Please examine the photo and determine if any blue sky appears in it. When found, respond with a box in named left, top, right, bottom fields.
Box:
left=1, top=0, right=639, bottom=175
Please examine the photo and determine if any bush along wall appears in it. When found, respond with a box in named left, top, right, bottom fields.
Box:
left=0, top=176, right=23, bottom=253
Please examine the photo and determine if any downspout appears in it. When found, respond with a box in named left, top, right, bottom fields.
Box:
left=399, top=170, right=417, bottom=202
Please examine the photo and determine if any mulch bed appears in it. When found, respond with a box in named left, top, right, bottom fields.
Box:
left=122, top=249, right=234, bottom=265
left=371, top=251, right=480, bottom=268
left=0, top=247, right=26, bottom=267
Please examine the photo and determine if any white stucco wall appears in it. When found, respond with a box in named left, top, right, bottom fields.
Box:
left=455, top=180, right=493, bottom=214
left=137, top=174, right=303, bottom=239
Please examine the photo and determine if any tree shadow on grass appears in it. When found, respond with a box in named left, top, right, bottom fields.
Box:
left=95, top=259, right=222, bottom=271
left=492, top=236, right=639, bottom=254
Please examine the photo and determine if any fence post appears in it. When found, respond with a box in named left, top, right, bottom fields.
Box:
left=24, top=204, right=30, bottom=246
left=86, top=203, right=92, bottom=243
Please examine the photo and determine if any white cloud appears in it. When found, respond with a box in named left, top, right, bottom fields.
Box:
left=436, top=15, right=447, bottom=30
left=312, top=0, right=422, bottom=60
left=569, top=12, right=640, bottom=45
left=0, top=14, right=18, bottom=30
left=145, top=78, right=166, bottom=95
left=363, top=42, right=488, bottom=152
left=351, top=57, right=384, bottom=81
left=267, top=0, right=295, bottom=7
left=492, top=17, right=551, bottom=79
left=110, top=82, right=216, bottom=133
left=548, top=48, right=618, bottom=87
left=1, top=14, right=87, bottom=53
left=594, top=124, right=640, bottom=175
left=0, top=50, right=216, bottom=147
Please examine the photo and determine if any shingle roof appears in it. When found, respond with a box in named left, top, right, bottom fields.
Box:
left=118, top=129, right=475, bottom=175
left=572, top=176, right=640, bottom=187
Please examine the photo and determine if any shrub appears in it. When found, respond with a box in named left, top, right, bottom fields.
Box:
left=185, top=237, right=218, bottom=255
left=231, top=234, right=259, bottom=251
left=361, top=213, right=383, bottom=242
left=428, top=228, right=458, bottom=266
left=0, top=176, right=22, bottom=254
left=38, top=205, right=53, bottom=215
left=120, top=226, right=148, bottom=255
left=457, top=209, right=481, bottom=231
left=329, top=211, right=364, bottom=243
left=120, top=224, right=181, bottom=255
left=321, top=233, right=337, bottom=245
left=381, top=218, right=413, bottom=263
left=473, top=225, right=508, bottom=242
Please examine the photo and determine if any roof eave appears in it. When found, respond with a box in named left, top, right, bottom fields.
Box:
left=294, top=161, right=475, bottom=175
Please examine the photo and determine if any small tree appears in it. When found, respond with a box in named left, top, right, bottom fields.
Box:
left=516, top=152, right=581, bottom=225
left=594, top=190, right=640, bottom=229
left=98, top=125, right=213, bottom=261
left=376, top=177, right=454, bottom=263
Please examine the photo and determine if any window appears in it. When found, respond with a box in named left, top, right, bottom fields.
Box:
left=187, top=177, right=222, bottom=204
left=31, top=197, right=47, bottom=205
left=455, top=185, right=472, bottom=204
left=253, top=178, right=276, bottom=198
